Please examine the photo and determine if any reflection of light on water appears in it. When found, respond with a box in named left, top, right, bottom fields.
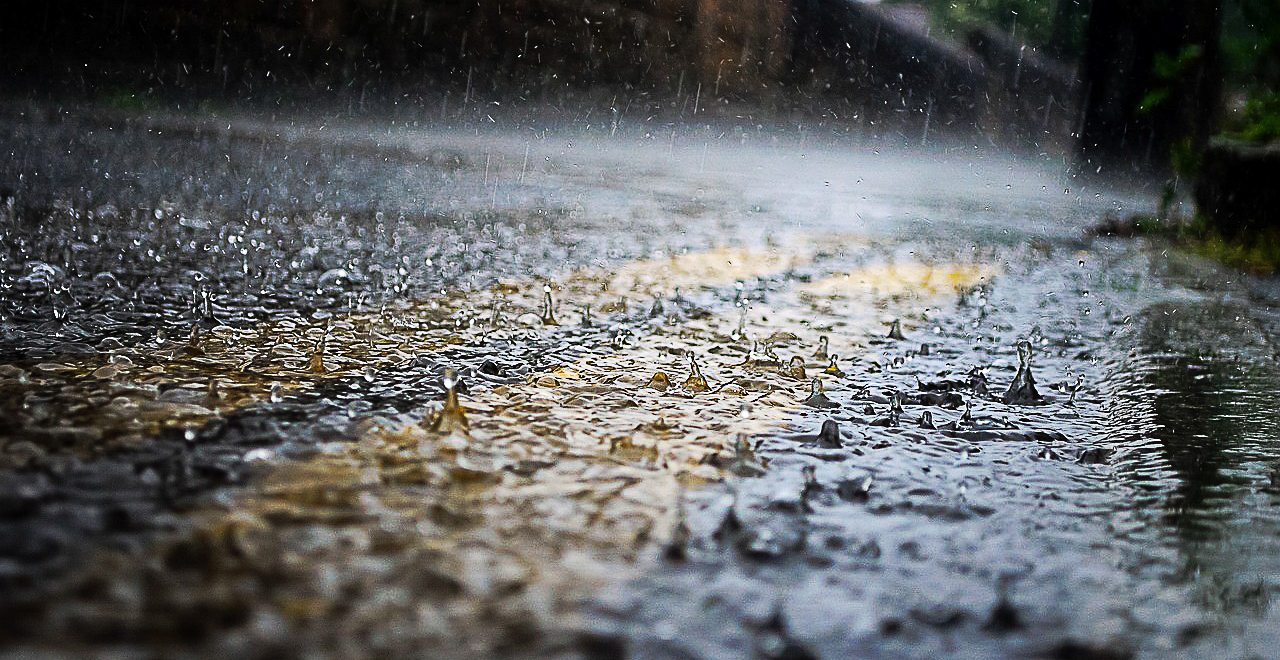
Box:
left=4, top=237, right=1010, bottom=656
left=802, top=262, right=995, bottom=298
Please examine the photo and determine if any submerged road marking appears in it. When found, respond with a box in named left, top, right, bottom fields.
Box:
left=4, top=239, right=996, bottom=656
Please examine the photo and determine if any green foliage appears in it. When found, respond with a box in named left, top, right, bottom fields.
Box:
left=1112, top=210, right=1280, bottom=275
left=1224, top=93, right=1280, bottom=142
left=1221, top=0, right=1280, bottom=142
left=1195, top=226, right=1280, bottom=274
left=1138, top=45, right=1203, bottom=116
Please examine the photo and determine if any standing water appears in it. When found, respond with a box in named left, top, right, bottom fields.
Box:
left=1, top=105, right=1279, bottom=660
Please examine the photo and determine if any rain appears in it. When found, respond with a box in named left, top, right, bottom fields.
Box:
left=3, top=1, right=1280, bottom=659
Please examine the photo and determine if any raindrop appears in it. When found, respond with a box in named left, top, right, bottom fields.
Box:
left=812, top=335, right=829, bottom=359
left=182, top=326, right=206, bottom=357
left=1068, top=374, right=1084, bottom=404
left=886, top=319, right=905, bottom=340
left=308, top=333, right=328, bottom=374
left=802, top=377, right=839, bottom=408
left=728, top=404, right=766, bottom=477
left=786, top=356, right=807, bottom=381
left=801, top=464, right=819, bottom=493
left=816, top=419, right=842, bottom=448
left=540, top=284, right=558, bottom=325
left=664, top=490, right=691, bottom=562
left=1002, top=338, right=1042, bottom=404
left=682, top=354, right=710, bottom=393
left=425, top=367, right=470, bottom=434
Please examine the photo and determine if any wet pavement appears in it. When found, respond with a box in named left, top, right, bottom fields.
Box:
left=2, top=102, right=1280, bottom=660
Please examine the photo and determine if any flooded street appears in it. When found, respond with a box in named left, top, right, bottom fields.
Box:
left=3, top=103, right=1280, bottom=660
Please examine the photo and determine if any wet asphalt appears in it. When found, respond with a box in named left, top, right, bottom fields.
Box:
left=3, top=101, right=1280, bottom=660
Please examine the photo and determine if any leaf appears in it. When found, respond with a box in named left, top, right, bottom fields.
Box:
left=1137, top=88, right=1171, bottom=115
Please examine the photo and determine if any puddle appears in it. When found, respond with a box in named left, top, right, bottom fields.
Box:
left=3, top=111, right=1280, bottom=660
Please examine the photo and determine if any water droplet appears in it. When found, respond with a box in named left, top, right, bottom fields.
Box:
left=728, top=406, right=766, bottom=477
left=802, top=377, right=839, bottom=408
left=1068, top=374, right=1084, bottom=404
left=611, top=327, right=631, bottom=348
left=682, top=354, right=710, bottom=392
left=886, top=319, right=905, bottom=340
left=664, top=490, right=691, bottom=562
left=540, top=284, right=558, bottom=325
left=816, top=419, right=842, bottom=448
left=647, top=371, right=671, bottom=391
left=308, top=334, right=327, bottom=374
left=425, top=367, right=470, bottom=434
left=732, top=302, right=749, bottom=342
left=812, top=335, right=829, bottom=359
left=786, top=356, right=807, bottom=381
left=181, top=326, right=206, bottom=357
left=1003, top=338, right=1042, bottom=404
left=799, top=465, right=820, bottom=510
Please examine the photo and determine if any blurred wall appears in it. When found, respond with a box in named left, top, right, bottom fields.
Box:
left=2, top=0, right=1071, bottom=147
left=1, top=0, right=789, bottom=94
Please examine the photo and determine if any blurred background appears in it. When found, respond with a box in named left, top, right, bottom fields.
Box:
left=3, top=0, right=1276, bottom=174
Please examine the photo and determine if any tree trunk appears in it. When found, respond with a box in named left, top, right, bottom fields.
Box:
left=1077, top=0, right=1222, bottom=174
